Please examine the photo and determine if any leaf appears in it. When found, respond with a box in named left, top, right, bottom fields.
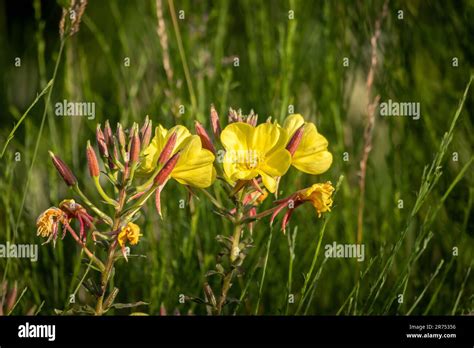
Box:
left=110, top=301, right=149, bottom=309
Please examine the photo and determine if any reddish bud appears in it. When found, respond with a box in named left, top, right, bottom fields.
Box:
left=228, top=107, right=242, bottom=123
left=140, top=116, right=152, bottom=149
left=155, top=186, right=163, bottom=218
left=286, top=125, right=304, bottom=156
left=195, top=121, right=215, bottom=154
left=247, top=113, right=258, bottom=127
left=86, top=141, right=100, bottom=177
left=49, top=151, right=77, bottom=186
left=210, top=104, right=221, bottom=138
left=116, top=123, right=126, bottom=148
left=104, top=120, right=113, bottom=146
left=154, top=152, right=180, bottom=186
left=96, top=124, right=109, bottom=158
left=157, top=131, right=177, bottom=165
left=130, top=127, right=141, bottom=165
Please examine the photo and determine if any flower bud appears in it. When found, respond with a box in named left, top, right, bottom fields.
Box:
left=247, top=112, right=258, bottom=127
left=157, top=131, right=177, bottom=165
left=140, top=116, right=152, bottom=149
left=129, top=127, right=141, bottom=165
left=210, top=104, right=221, bottom=138
left=86, top=141, right=100, bottom=177
left=116, top=123, right=126, bottom=149
left=49, top=151, right=77, bottom=186
left=154, top=152, right=180, bottom=186
left=286, top=125, right=304, bottom=156
left=96, top=124, right=109, bottom=158
left=195, top=121, right=215, bottom=154
left=228, top=107, right=242, bottom=123
left=104, top=120, right=113, bottom=146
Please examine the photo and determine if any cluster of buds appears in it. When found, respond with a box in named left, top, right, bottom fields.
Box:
left=227, top=107, right=258, bottom=126
left=94, top=117, right=152, bottom=182
left=44, top=117, right=181, bottom=260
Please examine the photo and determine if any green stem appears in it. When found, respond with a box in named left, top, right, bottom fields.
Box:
left=254, top=228, right=273, bottom=315
left=200, top=188, right=226, bottom=212
left=168, top=0, right=197, bottom=112
left=73, top=184, right=113, bottom=226
left=95, top=181, right=128, bottom=315
left=230, top=219, right=242, bottom=263
left=93, top=176, right=118, bottom=206
left=65, top=224, right=105, bottom=271
left=295, top=216, right=329, bottom=314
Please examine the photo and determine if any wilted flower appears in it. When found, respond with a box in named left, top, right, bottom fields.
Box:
left=118, top=222, right=142, bottom=247
left=36, top=207, right=69, bottom=244
left=118, top=222, right=142, bottom=261
left=59, top=199, right=95, bottom=241
left=271, top=182, right=335, bottom=231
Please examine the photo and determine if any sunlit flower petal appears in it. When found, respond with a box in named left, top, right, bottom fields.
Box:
left=283, top=114, right=333, bottom=175
left=140, top=124, right=216, bottom=188
left=220, top=122, right=291, bottom=193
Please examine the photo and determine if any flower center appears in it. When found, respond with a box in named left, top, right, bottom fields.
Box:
left=242, top=150, right=264, bottom=170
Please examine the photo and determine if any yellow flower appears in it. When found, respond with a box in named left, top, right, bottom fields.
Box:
left=36, top=207, right=68, bottom=238
left=140, top=124, right=216, bottom=188
left=118, top=222, right=142, bottom=247
left=283, top=114, right=332, bottom=175
left=298, top=182, right=334, bottom=217
left=220, top=122, right=291, bottom=193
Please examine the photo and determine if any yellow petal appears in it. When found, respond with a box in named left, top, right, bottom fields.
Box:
left=222, top=150, right=259, bottom=181
left=220, top=122, right=253, bottom=152
left=293, top=150, right=333, bottom=175
left=140, top=125, right=168, bottom=174
left=252, top=123, right=288, bottom=156
left=139, top=124, right=190, bottom=175
left=168, top=125, right=192, bottom=153
left=292, top=123, right=332, bottom=175
left=258, top=171, right=277, bottom=193
left=171, top=136, right=216, bottom=188
left=261, top=149, right=292, bottom=177
left=283, top=114, right=305, bottom=138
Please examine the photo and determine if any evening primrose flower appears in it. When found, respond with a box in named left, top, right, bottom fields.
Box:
left=283, top=114, right=332, bottom=175
left=220, top=122, right=291, bottom=193
left=140, top=125, right=216, bottom=188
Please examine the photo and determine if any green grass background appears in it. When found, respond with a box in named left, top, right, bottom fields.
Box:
left=0, top=0, right=473, bottom=315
